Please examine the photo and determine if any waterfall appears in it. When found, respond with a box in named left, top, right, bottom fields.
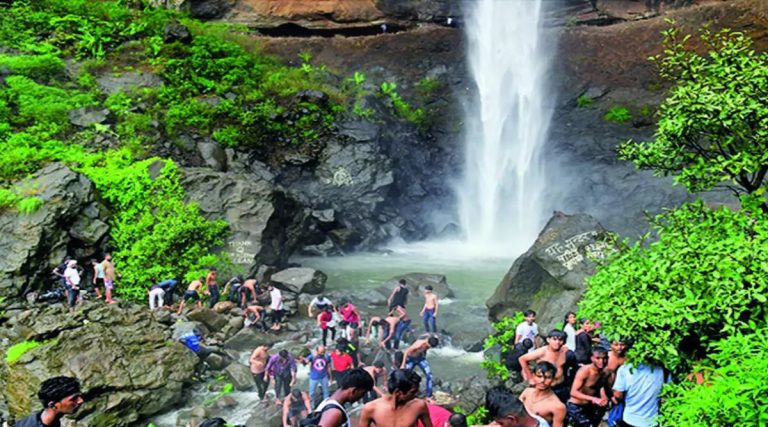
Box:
left=457, top=0, right=555, bottom=256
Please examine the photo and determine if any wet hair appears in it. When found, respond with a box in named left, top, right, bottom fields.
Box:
left=591, top=347, right=608, bottom=357
left=448, top=413, right=468, bottom=427
left=564, top=311, right=576, bottom=323
left=199, top=418, right=227, bottom=427
left=425, top=285, right=433, bottom=291
left=38, top=376, right=81, bottom=406
left=523, top=309, right=536, bottom=317
left=521, top=338, right=533, bottom=349
left=370, top=319, right=381, bottom=327
left=279, top=350, right=289, bottom=359
left=388, top=369, right=421, bottom=394
left=485, top=385, right=528, bottom=421
left=547, top=330, right=567, bottom=341
left=291, top=389, right=302, bottom=400
left=373, top=361, right=385, bottom=369
left=398, top=279, right=407, bottom=285
left=533, top=361, right=556, bottom=378
left=339, top=368, right=374, bottom=391
left=428, top=337, right=439, bottom=347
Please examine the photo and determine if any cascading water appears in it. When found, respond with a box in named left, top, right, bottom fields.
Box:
left=457, top=0, right=555, bottom=256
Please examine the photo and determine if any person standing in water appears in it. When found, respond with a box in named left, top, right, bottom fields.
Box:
left=419, top=285, right=439, bottom=333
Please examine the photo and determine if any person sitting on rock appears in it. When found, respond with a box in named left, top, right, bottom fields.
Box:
left=177, top=277, right=204, bottom=314
left=15, top=376, right=85, bottom=427
left=282, top=389, right=311, bottom=427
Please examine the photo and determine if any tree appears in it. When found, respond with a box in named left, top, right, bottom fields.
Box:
left=578, top=197, right=768, bottom=373
left=619, top=26, right=768, bottom=203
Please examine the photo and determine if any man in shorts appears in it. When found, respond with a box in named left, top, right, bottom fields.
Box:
left=101, top=254, right=117, bottom=304
left=177, top=277, right=204, bottom=314
left=567, top=347, right=611, bottom=427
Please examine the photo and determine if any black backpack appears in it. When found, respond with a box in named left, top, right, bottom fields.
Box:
left=299, top=401, right=347, bottom=427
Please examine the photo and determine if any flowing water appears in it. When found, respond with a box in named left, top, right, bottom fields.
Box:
left=456, top=0, right=555, bottom=256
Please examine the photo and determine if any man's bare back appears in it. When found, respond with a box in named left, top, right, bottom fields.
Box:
left=359, top=396, right=431, bottom=427
left=401, top=339, right=430, bottom=368
left=250, top=346, right=269, bottom=374
left=187, top=280, right=202, bottom=292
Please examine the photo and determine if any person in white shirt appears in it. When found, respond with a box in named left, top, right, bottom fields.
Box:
left=563, top=312, right=577, bottom=351
left=269, top=283, right=285, bottom=331
left=516, top=309, right=540, bottom=351
left=63, top=260, right=81, bottom=310
left=308, top=295, right=334, bottom=317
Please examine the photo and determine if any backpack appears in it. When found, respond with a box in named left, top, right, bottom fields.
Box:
left=299, top=400, right=347, bottom=427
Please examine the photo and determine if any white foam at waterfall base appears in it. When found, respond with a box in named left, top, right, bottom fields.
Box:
left=455, top=0, right=556, bottom=257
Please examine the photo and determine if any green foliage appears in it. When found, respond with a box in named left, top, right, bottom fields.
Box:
left=0, top=54, right=64, bottom=80
left=575, top=94, right=593, bottom=108
left=80, top=153, right=229, bottom=301
left=621, top=26, right=768, bottom=197
left=204, top=382, right=235, bottom=406
left=415, top=76, right=441, bottom=97
left=351, top=71, right=366, bottom=86
left=603, top=106, right=631, bottom=123
left=16, top=197, right=43, bottom=215
left=5, top=340, right=43, bottom=364
left=454, top=405, right=488, bottom=426
left=579, top=197, right=768, bottom=373
left=660, top=329, right=768, bottom=426
left=379, top=81, right=428, bottom=129
left=481, top=312, right=525, bottom=381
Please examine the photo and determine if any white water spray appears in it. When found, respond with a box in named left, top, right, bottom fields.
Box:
left=457, top=0, right=555, bottom=256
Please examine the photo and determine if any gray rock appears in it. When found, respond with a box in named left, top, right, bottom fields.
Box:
left=300, top=239, right=338, bottom=257
left=197, top=141, right=227, bottom=172
left=311, top=209, right=335, bottom=223
left=228, top=316, right=244, bottom=330
left=68, top=216, right=109, bottom=245
left=68, top=106, right=111, bottom=128
left=181, top=168, right=308, bottom=271
left=205, top=353, right=228, bottom=371
left=486, top=212, right=614, bottom=331
left=0, top=164, right=103, bottom=299
left=163, top=20, right=192, bottom=43
left=0, top=304, right=198, bottom=426
left=97, top=71, right=164, bottom=95
left=187, top=308, right=229, bottom=331
left=213, top=301, right=235, bottom=314
left=270, top=267, right=327, bottom=295
left=223, top=327, right=280, bottom=352
left=171, top=321, right=208, bottom=340
left=224, top=363, right=256, bottom=391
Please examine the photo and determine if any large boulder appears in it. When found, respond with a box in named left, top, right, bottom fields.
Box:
left=0, top=303, right=198, bottom=426
left=224, top=363, right=255, bottom=391
left=0, top=163, right=109, bottom=299
left=223, top=327, right=281, bottom=352
left=270, top=267, right=327, bottom=295
left=187, top=308, right=229, bottom=332
left=486, top=212, right=614, bottom=331
left=181, top=168, right=308, bottom=270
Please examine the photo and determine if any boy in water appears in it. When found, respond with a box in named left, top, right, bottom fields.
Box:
left=567, top=347, right=611, bottom=427
left=519, top=362, right=566, bottom=427
left=177, top=277, right=204, bottom=314
left=419, top=285, right=439, bottom=333
left=359, top=369, right=433, bottom=427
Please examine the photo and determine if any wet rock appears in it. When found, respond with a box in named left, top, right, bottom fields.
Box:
left=68, top=106, right=111, bottom=128
left=223, top=327, right=280, bottom=352
left=96, top=71, right=164, bottom=95
left=486, top=212, right=614, bottom=331
left=181, top=168, right=308, bottom=271
left=163, top=20, right=192, bottom=43
left=224, top=362, right=255, bottom=391
left=0, top=163, right=105, bottom=299
left=171, top=321, right=209, bottom=340
left=68, top=216, right=109, bottom=245
left=213, top=301, right=235, bottom=314
left=0, top=304, right=198, bottom=426
left=197, top=140, right=227, bottom=172
left=152, top=309, right=173, bottom=325
left=187, top=308, right=229, bottom=332
left=212, top=395, right=238, bottom=409
left=270, top=267, right=327, bottom=295
left=228, top=316, right=244, bottom=330
left=205, top=353, right=228, bottom=371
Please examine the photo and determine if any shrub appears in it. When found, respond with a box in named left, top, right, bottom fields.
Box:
left=416, top=76, right=441, bottom=97
left=575, top=94, right=593, bottom=108
left=16, top=197, right=43, bottom=215
left=6, top=340, right=43, bottom=364
left=0, top=54, right=64, bottom=80
left=603, top=106, right=631, bottom=123
left=480, top=312, right=525, bottom=381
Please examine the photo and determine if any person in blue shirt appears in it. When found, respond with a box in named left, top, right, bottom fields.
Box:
left=301, top=345, right=332, bottom=406
left=611, top=363, right=668, bottom=427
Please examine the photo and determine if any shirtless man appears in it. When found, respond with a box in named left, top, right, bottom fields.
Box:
left=359, top=369, right=433, bottom=427
left=606, top=337, right=632, bottom=378
left=419, top=285, right=439, bottom=333
left=244, top=304, right=269, bottom=331
left=177, top=278, right=204, bottom=314
left=380, top=309, right=404, bottom=350
left=519, top=362, right=566, bottom=427
left=240, top=278, right=260, bottom=308
left=362, top=361, right=388, bottom=403
left=101, top=254, right=117, bottom=304
left=282, top=389, right=311, bottom=427
left=249, top=344, right=271, bottom=401
left=365, top=316, right=383, bottom=344
left=206, top=268, right=219, bottom=308
left=566, top=348, right=610, bottom=427
left=519, top=330, right=571, bottom=403
left=400, top=336, right=439, bottom=399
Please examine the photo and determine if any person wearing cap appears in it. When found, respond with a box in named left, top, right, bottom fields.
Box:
left=63, top=260, right=81, bottom=310
left=16, top=376, right=85, bottom=427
